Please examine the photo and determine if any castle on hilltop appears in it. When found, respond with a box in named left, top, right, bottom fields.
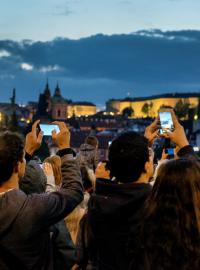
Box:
left=106, top=92, right=200, bottom=119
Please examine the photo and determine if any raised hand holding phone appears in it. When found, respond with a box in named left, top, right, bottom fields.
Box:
left=52, top=121, right=70, bottom=149
left=25, top=120, right=43, bottom=155
left=159, top=111, right=174, bottom=134
left=144, top=118, right=159, bottom=146
left=161, top=110, right=189, bottom=149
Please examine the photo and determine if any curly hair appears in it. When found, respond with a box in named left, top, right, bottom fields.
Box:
left=129, top=159, right=200, bottom=270
left=0, top=131, right=24, bottom=184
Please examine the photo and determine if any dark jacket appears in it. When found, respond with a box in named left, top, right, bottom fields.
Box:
left=86, top=178, right=152, bottom=270
left=177, top=145, right=196, bottom=158
left=19, top=159, right=77, bottom=270
left=0, top=155, right=83, bottom=270
left=52, top=219, right=77, bottom=270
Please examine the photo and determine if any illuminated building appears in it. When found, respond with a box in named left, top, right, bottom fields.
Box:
left=68, top=102, right=96, bottom=117
left=106, top=93, right=200, bottom=118
left=36, top=81, right=96, bottom=120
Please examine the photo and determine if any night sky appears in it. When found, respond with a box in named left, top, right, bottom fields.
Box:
left=0, top=0, right=200, bottom=109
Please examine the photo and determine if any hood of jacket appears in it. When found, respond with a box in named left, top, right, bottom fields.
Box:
left=88, top=178, right=152, bottom=239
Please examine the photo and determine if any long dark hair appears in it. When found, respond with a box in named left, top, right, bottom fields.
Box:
left=129, top=159, right=200, bottom=270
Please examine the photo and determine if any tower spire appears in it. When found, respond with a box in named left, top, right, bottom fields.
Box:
left=10, top=88, right=16, bottom=106
left=44, top=78, right=51, bottom=97
left=54, top=81, right=61, bottom=97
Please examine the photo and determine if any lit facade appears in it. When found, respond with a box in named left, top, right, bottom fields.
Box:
left=106, top=93, right=200, bottom=118
left=37, top=82, right=96, bottom=120
left=67, top=102, right=96, bottom=117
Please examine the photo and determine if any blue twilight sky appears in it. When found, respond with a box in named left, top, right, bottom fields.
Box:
left=0, top=0, right=200, bottom=109
left=1, top=0, right=200, bottom=41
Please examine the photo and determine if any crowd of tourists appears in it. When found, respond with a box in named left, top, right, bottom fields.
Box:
left=0, top=110, right=199, bottom=270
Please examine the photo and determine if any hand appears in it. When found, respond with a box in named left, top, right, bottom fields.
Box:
left=25, top=120, right=43, bottom=155
left=160, top=149, right=169, bottom=161
left=162, top=110, right=189, bottom=149
left=52, top=121, right=70, bottom=150
left=174, top=146, right=180, bottom=159
left=144, top=118, right=159, bottom=146
left=42, top=162, right=54, bottom=177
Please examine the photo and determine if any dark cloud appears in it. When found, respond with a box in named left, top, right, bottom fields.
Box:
left=0, top=29, right=200, bottom=105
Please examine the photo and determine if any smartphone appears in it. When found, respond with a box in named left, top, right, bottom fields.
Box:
left=159, top=111, right=174, bottom=134
left=39, top=124, right=60, bottom=136
left=165, top=148, right=174, bottom=155
left=108, top=141, right=112, bottom=147
left=193, top=146, right=199, bottom=152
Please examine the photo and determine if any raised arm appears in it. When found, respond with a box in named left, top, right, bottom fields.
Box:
left=162, top=110, right=196, bottom=158
left=25, top=121, right=84, bottom=229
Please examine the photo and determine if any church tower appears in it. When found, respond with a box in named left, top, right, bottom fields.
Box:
left=44, top=79, right=51, bottom=99
left=54, top=82, right=61, bottom=97
left=36, top=80, right=52, bottom=120
left=51, top=82, right=68, bottom=120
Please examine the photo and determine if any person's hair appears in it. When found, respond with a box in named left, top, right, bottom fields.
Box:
left=108, top=131, right=149, bottom=183
left=44, top=155, right=62, bottom=186
left=129, top=159, right=200, bottom=270
left=0, top=132, right=24, bottom=184
left=85, top=136, right=98, bottom=148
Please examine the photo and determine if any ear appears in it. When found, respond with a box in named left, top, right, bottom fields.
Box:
left=14, top=162, right=20, bottom=174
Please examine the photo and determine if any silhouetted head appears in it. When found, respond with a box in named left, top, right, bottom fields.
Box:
left=108, top=131, right=153, bottom=183
left=0, top=131, right=25, bottom=184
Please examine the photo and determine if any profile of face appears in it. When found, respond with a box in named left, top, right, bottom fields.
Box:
left=95, top=161, right=110, bottom=179
left=145, top=148, right=155, bottom=180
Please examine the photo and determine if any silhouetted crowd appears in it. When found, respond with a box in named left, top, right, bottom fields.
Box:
left=0, top=111, right=200, bottom=270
